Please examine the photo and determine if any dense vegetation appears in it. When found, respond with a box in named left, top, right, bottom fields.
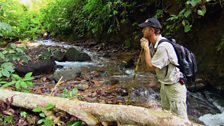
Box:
left=0, top=0, right=223, bottom=48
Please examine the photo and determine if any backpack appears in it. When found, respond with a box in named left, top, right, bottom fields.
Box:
left=157, top=38, right=197, bottom=86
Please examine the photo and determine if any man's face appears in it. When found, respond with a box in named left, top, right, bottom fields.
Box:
left=142, top=26, right=153, bottom=38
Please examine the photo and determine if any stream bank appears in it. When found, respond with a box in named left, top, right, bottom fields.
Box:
left=35, top=39, right=224, bottom=125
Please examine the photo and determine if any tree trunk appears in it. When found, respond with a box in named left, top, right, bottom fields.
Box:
left=0, top=88, right=197, bottom=126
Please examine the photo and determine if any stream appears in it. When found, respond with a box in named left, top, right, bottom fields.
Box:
left=36, top=39, right=224, bottom=126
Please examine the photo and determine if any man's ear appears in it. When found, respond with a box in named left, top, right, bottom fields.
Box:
left=150, top=27, right=155, bottom=34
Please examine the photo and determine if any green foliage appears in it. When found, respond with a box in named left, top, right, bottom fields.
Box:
left=61, top=88, right=78, bottom=98
left=32, top=104, right=55, bottom=126
left=42, top=0, right=136, bottom=38
left=0, top=43, right=30, bottom=79
left=0, top=43, right=30, bottom=63
left=0, top=43, right=33, bottom=92
left=0, top=62, right=14, bottom=78
left=0, top=22, right=13, bottom=37
left=3, top=72, right=34, bottom=91
left=20, top=111, right=28, bottom=118
left=67, top=120, right=82, bottom=126
left=0, top=0, right=47, bottom=40
left=0, top=114, right=14, bottom=125
left=156, top=0, right=209, bottom=36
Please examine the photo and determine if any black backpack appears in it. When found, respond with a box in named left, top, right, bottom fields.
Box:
left=157, top=38, right=197, bottom=86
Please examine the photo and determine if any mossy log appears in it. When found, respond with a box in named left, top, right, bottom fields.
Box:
left=0, top=88, right=198, bottom=126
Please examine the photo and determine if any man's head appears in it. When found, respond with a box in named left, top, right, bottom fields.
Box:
left=139, top=18, right=162, bottom=39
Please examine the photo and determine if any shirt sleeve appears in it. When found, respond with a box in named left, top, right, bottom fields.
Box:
left=151, top=45, right=169, bottom=69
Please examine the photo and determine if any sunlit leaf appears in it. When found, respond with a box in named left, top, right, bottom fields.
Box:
left=45, top=104, right=55, bottom=110
left=1, top=69, right=10, bottom=77
left=67, top=120, right=82, bottom=126
left=184, top=25, right=192, bottom=32
left=15, top=82, right=21, bottom=90
left=33, top=108, right=43, bottom=112
left=184, top=9, right=192, bottom=18
left=3, top=81, right=16, bottom=87
left=197, top=8, right=206, bottom=16
left=0, top=52, right=5, bottom=60
left=189, top=0, right=201, bottom=7
left=39, top=113, right=46, bottom=118
left=24, top=72, right=33, bottom=79
left=37, top=119, right=44, bottom=124
left=20, top=82, right=27, bottom=88
left=12, top=74, right=22, bottom=80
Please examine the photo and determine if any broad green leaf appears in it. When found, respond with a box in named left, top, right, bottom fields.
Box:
left=197, top=8, right=206, bottom=16
left=20, top=111, right=28, bottom=118
left=1, top=69, right=10, bottom=77
left=20, top=82, right=27, bottom=88
left=15, top=48, right=24, bottom=53
left=189, top=0, right=201, bottom=7
left=2, top=63, right=14, bottom=72
left=12, top=74, right=22, bottom=80
left=45, top=104, right=55, bottom=110
left=184, top=9, right=192, bottom=18
left=3, top=81, right=16, bottom=87
left=67, top=120, right=82, bottom=126
left=0, top=81, right=7, bottom=84
left=32, top=108, right=43, bottom=112
left=184, top=25, right=192, bottom=32
left=39, top=113, right=46, bottom=118
left=24, top=72, right=33, bottom=79
left=72, top=88, right=78, bottom=96
left=0, top=52, right=5, bottom=60
left=179, top=9, right=186, bottom=15
left=27, top=81, right=34, bottom=86
left=44, top=118, right=55, bottom=126
left=37, top=119, right=44, bottom=124
left=10, top=43, right=17, bottom=49
left=15, top=82, right=21, bottom=90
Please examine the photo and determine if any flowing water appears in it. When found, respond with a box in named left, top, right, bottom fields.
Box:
left=36, top=39, right=224, bottom=126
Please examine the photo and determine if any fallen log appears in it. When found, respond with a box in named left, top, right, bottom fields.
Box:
left=0, top=88, right=198, bottom=126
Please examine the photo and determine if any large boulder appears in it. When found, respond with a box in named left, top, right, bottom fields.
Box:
left=15, top=59, right=56, bottom=76
left=52, top=49, right=65, bottom=61
left=64, top=48, right=91, bottom=62
left=15, top=46, right=56, bottom=76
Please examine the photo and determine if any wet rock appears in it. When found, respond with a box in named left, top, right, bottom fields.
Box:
left=52, top=50, right=65, bottom=61
left=15, top=46, right=56, bottom=76
left=64, top=47, right=91, bottom=62
left=15, top=59, right=56, bottom=76
left=53, top=67, right=81, bottom=81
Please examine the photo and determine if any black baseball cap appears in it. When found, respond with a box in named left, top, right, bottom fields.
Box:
left=138, top=18, right=162, bottom=29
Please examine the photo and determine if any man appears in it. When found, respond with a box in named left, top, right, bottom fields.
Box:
left=139, top=17, right=189, bottom=121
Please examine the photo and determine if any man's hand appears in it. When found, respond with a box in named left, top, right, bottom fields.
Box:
left=140, top=38, right=149, bottom=51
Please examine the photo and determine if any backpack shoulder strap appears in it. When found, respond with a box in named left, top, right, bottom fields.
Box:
left=158, top=38, right=173, bottom=46
left=154, top=38, right=173, bottom=52
left=154, top=38, right=172, bottom=77
left=156, top=38, right=178, bottom=77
